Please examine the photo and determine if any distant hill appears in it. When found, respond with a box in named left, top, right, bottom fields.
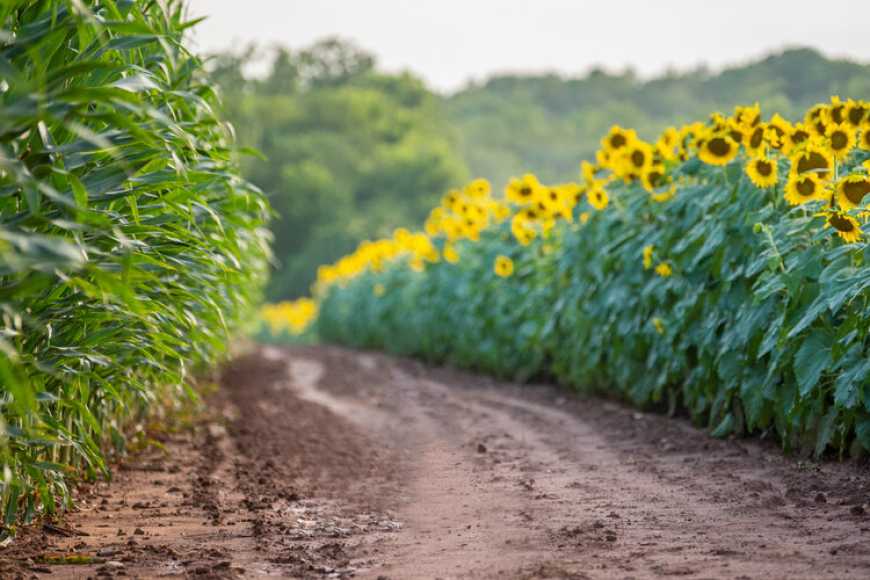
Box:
left=446, top=48, right=870, bottom=184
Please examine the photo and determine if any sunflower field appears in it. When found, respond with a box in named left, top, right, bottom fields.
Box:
left=271, top=96, right=870, bottom=456
left=0, top=0, right=270, bottom=525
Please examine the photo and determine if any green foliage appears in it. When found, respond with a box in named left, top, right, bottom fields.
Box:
left=317, top=157, right=870, bottom=457
left=449, top=48, right=870, bottom=183
left=0, top=0, right=269, bottom=524
left=211, top=40, right=469, bottom=299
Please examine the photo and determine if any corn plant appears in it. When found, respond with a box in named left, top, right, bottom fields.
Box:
left=0, top=0, right=270, bottom=525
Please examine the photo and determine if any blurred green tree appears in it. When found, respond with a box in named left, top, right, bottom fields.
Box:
left=212, top=39, right=469, bottom=299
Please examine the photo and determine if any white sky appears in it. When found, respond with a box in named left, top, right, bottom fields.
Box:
left=185, top=1, right=870, bottom=93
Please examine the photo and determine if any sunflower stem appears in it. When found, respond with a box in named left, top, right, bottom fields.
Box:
left=763, top=225, right=786, bottom=273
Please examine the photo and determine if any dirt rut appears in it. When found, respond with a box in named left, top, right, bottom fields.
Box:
left=5, top=345, right=870, bottom=579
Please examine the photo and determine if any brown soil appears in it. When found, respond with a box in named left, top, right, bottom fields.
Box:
left=3, top=344, right=870, bottom=579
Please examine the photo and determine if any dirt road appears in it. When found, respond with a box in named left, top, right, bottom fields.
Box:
left=5, top=345, right=870, bottom=579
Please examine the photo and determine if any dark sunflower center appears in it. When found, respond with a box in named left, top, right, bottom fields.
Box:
left=549, top=190, right=558, bottom=202
left=814, top=121, right=827, bottom=135
left=729, top=130, right=744, bottom=143
left=792, top=129, right=809, bottom=145
left=520, top=186, right=532, bottom=197
left=831, top=106, right=845, bottom=124
left=830, top=214, right=855, bottom=233
left=707, top=137, right=732, bottom=157
left=756, top=160, right=773, bottom=177
left=830, top=131, right=849, bottom=151
left=610, top=134, right=627, bottom=149
left=749, top=127, right=764, bottom=149
left=843, top=180, right=870, bottom=204
left=647, top=171, right=664, bottom=187
left=796, top=178, right=817, bottom=197
left=848, top=106, right=867, bottom=126
left=796, top=152, right=830, bottom=174
left=631, top=150, right=646, bottom=167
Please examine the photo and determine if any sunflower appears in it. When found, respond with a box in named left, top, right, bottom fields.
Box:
left=494, top=255, right=514, bottom=278
left=727, top=119, right=746, bottom=146
left=656, top=127, right=680, bottom=160
left=655, top=262, right=672, bottom=277
left=621, top=141, right=654, bottom=176
left=860, top=125, right=870, bottom=151
left=742, top=122, right=768, bottom=157
left=784, top=173, right=826, bottom=206
left=734, top=103, right=762, bottom=128
left=465, top=178, right=491, bottom=199
left=826, top=123, right=856, bottom=160
left=505, top=174, right=542, bottom=205
left=601, top=126, right=637, bottom=154
left=766, top=114, right=792, bottom=150
left=587, top=185, right=609, bottom=210
left=790, top=144, right=833, bottom=178
left=641, top=164, right=667, bottom=193
left=580, top=160, right=600, bottom=183
left=511, top=214, right=536, bottom=246
left=825, top=211, right=863, bottom=243
left=844, top=99, right=868, bottom=128
left=745, top=156, right=778, bottom=189
left=828, top=96, right=846, bottom=125
left=782, top=123, right=811, bottom=155
left=642, top=245, right=654, bottom=270
left=805, top=104, right=830, bottom=137
left=835, top=174, right=870, bottom=210
left=698, top=133, right=739, bottom=166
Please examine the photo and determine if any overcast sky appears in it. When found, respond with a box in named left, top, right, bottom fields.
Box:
left=185, top=1, right=870, bottom=93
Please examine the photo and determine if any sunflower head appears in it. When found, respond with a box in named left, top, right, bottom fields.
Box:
left=828, top=96, right=846, bottom=125
left=836, top=174, right=870, bottom=211
left=826, top=123, right=856, bottom=160
left=790, top=144, right=834, bottom=178
left=698, top=133, right=740, bottom=166
left=742, top=122, right=768, bottom=156
left=861, top=125, right=870, bottom=151
left=622, top=141, right=653, bottom=175
left=782, top=122, right=811, bottom=155
left=587, top=186, right=609, bottom=211
left=766, top=114, right=792, bottom=150
left=745, top=156, right=778, bottom=189
left=784, top=172, right=827, bottom=206
left=805, top=104, right=831, bottom=137
left=825, top=211, right=863, bottom=243
left=494, top=255, right=514, bottom=278
left=655, top=262, right=672, bottom=277
left=734, top=103, right=762, bottom=129
left=844, top=99, right=868, bottom=128
left=641, top=164, right=668, bottom=193
left=601, top=126, right=636, bottom=154
left=506, top=173, right=543, bottom=205
left=465, top=178, right=491, bottom=199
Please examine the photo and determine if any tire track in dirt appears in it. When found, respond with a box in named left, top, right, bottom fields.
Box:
left=290, top=345, right=870, bottom=579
